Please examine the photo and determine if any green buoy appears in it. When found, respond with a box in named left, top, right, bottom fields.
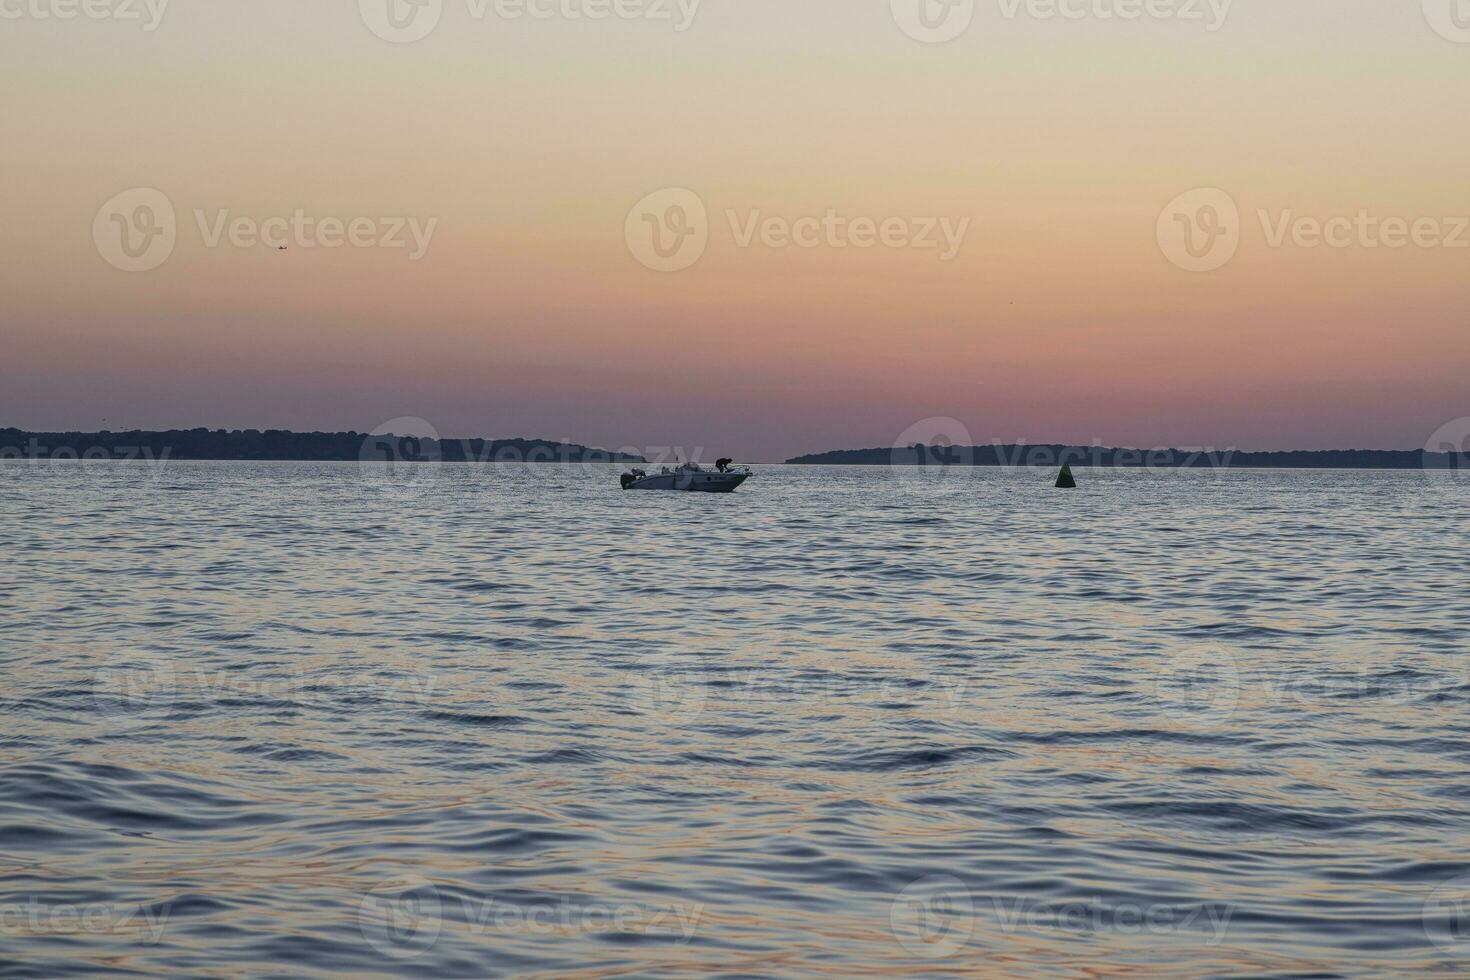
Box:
left=1055, top=464, right=1077, bottom=489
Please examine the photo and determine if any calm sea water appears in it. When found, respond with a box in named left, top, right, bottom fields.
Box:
left=3, top=460, right=1469, bottom=977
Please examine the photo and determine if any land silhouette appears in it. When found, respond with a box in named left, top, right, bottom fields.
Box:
left=789, top=443, right=1464, bottom=470
left=3, top=429, right=1464, bottom=470
left=0, top=429, right=645, bottom=463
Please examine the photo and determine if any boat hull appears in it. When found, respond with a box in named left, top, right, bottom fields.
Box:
left=624, top=471, right=750, bottom=493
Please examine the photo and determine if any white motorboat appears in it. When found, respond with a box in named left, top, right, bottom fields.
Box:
left=621, top=460, right=752, bottom=493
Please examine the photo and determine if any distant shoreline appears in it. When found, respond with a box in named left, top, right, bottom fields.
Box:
left=0, top=429, right=646, bottom=464
left=2, top=430, right=1462, bottom=470
left=787, top=444, right=1462, bottom=470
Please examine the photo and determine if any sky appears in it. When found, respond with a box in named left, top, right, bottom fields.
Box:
left=3, top=0, right=1468, bottom=461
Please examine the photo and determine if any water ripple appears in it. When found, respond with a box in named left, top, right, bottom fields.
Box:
left=1, top=462, right=1468, bottom=975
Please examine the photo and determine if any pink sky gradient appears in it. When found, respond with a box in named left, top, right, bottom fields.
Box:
left=4, top=1, right=1467, bottom=460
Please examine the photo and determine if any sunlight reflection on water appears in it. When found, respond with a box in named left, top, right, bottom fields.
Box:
left=2, top=461, right=1468, bottom=976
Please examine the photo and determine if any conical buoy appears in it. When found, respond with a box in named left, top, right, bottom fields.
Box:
left=1055, top=464, right=1077, bottom=489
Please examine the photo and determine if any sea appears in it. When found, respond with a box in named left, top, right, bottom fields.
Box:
left=2, top=460, right=1468, bottom=977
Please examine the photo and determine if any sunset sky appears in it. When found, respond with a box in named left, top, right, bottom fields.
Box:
left=4, top=0, right=1467, bottom=460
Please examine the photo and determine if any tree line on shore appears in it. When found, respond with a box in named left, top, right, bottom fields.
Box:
left=788, top=443, right=1463, bottom=469
left=0, top=428, right=645, bottom=463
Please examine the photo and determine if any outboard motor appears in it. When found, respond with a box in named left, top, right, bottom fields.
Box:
left=620, top=473, right=636, bottom=490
